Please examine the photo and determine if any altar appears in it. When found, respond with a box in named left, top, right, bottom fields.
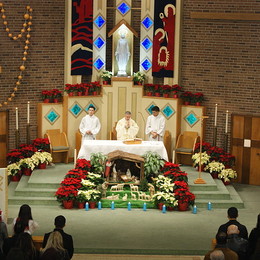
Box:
left=77, top=140, right=169, bottom=161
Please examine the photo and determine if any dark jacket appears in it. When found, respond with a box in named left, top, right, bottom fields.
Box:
left=218, top=220, right=248, bottom=240
left=248, top=228, right=260, bottom=256
left=40, top=247, right=69, bottom=260
left=227, top=234, right=248, bottom=260
left=42, top=229, right=73, bottom=259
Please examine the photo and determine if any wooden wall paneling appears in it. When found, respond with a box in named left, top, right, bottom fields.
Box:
left=250, top=148, right=260, bottom=185
left=0, top=111, right=8, bottom=167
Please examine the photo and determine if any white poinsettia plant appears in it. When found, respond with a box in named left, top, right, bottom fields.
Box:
left=218, top=168, right=237, bottom=182
left=204, top=161, right=225, bottom=173
left=152, top=192, right=178, bottom=207
left=86, top=172, right=103, bottom=185
left=7, top=163, right=21, bottom=176
left=154, top=175, right=175, bottom=192
left=19, top=158, right=36, bottom=170
left=192, top=152, right=211, bottom=167
left=133, top=71, right=146, bottom=83
left=78, top=189, right=101, bottom=202
left=81, top=179, right=96, bottom=189
left=100, top=70, right=112, bottom=81
left=31, top=152, right=52, bottom=165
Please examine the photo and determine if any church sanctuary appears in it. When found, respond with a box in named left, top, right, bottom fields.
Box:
left=0, top=0, right=260, bottom=259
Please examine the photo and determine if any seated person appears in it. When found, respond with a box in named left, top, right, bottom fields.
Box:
left=116, top=111, right=139, bottom=140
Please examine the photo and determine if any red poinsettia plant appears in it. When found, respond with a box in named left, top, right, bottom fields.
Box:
left=207, top=146, right=225, bottom=161
left=194, top=142, right=212, bottom=153
left=193, top=92, right=204, bottom=103
left=174, top=188, right=195, bottom=205
left=181, top=91, right=193, bottom=102
left=162, top=85, right=172, bottom=94
left=144, top=84, right=155, bottom=93
left=20, top=145, right=37, bottom=158
left=75, top=159, right=91, bottom=172
left=41, top=90, right=52, bottom=99
left=52, top=89, right=62, bottom=98
left=55, top=186, right=78, bottom=202
left=65, top=84, right=75, bottom=94
left=172, top=84, right=182, bottom=94
left=7, top=150, right=24, bottom=164
left=219, top=153, right=235, bottom=168
left=32, top=138, right=50, bottom=152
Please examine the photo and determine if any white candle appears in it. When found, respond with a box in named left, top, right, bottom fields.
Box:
left=15, top=107, right=18, bottom=130
left=27, top=101, right=30, bottom=124
left=74, top=149, right=77, bottom=167
left=214, top=104, right=218, bottom=127
left=225, top=110, right=229, bottom=133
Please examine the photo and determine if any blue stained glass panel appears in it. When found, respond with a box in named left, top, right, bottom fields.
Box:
left=146, top=103, right=156, bottom=115
left=162, top=105, right=175, bottom=119
left=141, top=58, right=152, bottom=71
left=185, top=112, right=199, bottom=127
left=94, top=36, right=105, bottom=49
left=141, top=37, right=153, bottom=51
left=117, top=2, right=131, bottom=15
left=45, top=109, right=59, bottom=125
left=93, top=57, right=105, bottom=71
left=142, top=16, right=153, bottom=30
left=85, top=103, right=96, bottom=112
left=94, top=15, right=106, bottom=29
left=70, top=103, right=82, bottom=117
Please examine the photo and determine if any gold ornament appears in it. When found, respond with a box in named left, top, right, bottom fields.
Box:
left=21, top=28, right=25, bottom=33
left=24, top=51, right=28, bottom=55
left=16, top=81, right=20, bottom=85
left=29, top=8, right=33, bottom=12
left=18, top=75, right=22, bottom=79
left=8, top=97, right=12, bottom=101
left=3, top=102, right=8, bottom=105
left=29, top=15, right=32, bottom=20
left=23, top=23, right=27, bottom=27
left=26, top=34, right=30, bottom=38
left=22, top=57, right=27, bottom=61
left=13, top=36, right=17, bottom=40
left=20, top=65, right=25, bottom=71
left=11, top=93, right=15, bottom=97
left=27, top=6, right=30, bottom=10
left=14, top=87, right=18, bottom=91
left=24, top=13, right=29, bottom=20
left=28, top=21, right=32, bottom=25
left=5, top=27, right=9, bottom=32
left=8, top=33, right=12, bottom=37
left=0, top=104, right=2, bottom=107
left=27, top=28, right=31, bottom=32
left=18, top=34, right=22, bottom=38
left=0, top=3, right=3, bottom=7
left=1, top=8, right=5, bottom=13
left=24, top=46, right=28, bottom=50
left=3, top=20, right=7, bottom=25
left=25, top=40, right=30, bottom=44
left=2, top=14, right=6, bottom=19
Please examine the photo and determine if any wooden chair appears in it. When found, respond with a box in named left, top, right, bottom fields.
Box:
left=75, top=130, right=82, bottom=156
left=163, top=130, right=172, bottom=162
left=173, top=131, right=199, bottom=165
left=44, top=129, right=69, bottom=163
left=109, top=122, right=117, bottom=140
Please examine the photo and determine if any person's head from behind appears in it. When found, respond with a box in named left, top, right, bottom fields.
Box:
left=216, top=232, right=227, bottom=246
left=88, top=106, right=95, bottom=116
left=227, top=207, right=238, bottom=219
left=18, top=204, right=32, bottom=220
left=54, top=215, right=66, bottom=229
left=210, top=250, right=225, bottom=260
left=18, top=232, right=35, bottom=253
left=151, top=106, right=160, bottom=117
left=124, top=111, right=131, bottom=121
left=6, top=248, right=25, bottom=260
left=227, top=224, right=239, bottom=236
left=14, top=220, right=26, bottom=235
left=44, top=231, right=64, bottom=251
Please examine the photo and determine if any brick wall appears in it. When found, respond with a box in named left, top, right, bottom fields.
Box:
left=0, top=0, right=65, bottom=149
left=1, top=0, right=259, bottom=152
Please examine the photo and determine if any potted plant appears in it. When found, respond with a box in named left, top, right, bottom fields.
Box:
left=51, top=89, right=62, bottom=103
left=100, top=70, right=112, bottom=85
left=31, top=151, right=52, bottom=169
left=181, top=91, right=193, bottom=105
left=174, top=188, right=195, bottom=211
left=204, top=161, right=225, bottom=179
left=143, top=152, right=165, bottom=180
left=161, top=85, right=172, bottom=98
left=86, top=172, right=104, bottom=186
left=90, top=152, right=107, bottom=174
left=193, top=92, right=204, bottom=106
left=192, top=152, right=211, bottom=171
left=133, top=71, right=146, bottom=85
left=143, top=84, right=155, bottom=96
left=19, top=158, right=36, bottom=176
left=194, top=142, right=212, bottom=153
left=55, top=185, right=78, bottom=209
left=219, top=153, right=235, bottom=168
left=218, top=168, right=237, bottom=185
left=81, top=189, right=101, bottom=208
left=154, top=84, right=162, bottom=97
left=41, top=90, right=52, bottom=103
left=7, top=163, right=21, bottom=182
left=65, top=84, right=76, bottom=96
left=151, top=191, right=169, bottom=210
left=172, top=84, right=182, bottom=98
left=154, top=175, right=175, bottom=193
left=32, top=138, right=50, bottom=152
left=7, top=150, right=23, bottom=164
left=165, top=193, right=178, bottom=211
left=75, top=190, right=87, bottom=209
left=75, top=159, right=92, bottom=172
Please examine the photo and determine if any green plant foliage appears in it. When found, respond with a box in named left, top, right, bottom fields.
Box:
left=143, top=151, right=165, bottom=177
left=90, top=152, right=107, bottom=174
left=139, top=178, right=149, bottom=192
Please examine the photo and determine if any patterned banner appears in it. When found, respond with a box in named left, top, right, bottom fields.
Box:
left=152, top=0, right=176, bottom=78
left=71, top=0, right=93, bottom=75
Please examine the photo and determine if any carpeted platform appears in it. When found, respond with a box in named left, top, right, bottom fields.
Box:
left=6, top=164, right=260, bottom=255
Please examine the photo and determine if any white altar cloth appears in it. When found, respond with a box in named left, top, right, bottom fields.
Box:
left=77, top=140, right=169, bottom=161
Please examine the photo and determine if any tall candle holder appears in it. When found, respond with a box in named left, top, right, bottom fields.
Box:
left=194, top=115, right=208, bottom=184
left=213, top=126, right=217, bottom=147
left=15, top=129, right=20, bottom=149
left=26, top=123, right=30, bottom=144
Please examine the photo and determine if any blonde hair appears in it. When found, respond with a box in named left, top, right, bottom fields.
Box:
left=41, top=231, right=65, bottom=254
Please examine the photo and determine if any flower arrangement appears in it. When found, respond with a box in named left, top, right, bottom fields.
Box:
left=174, top=188, right=195, bottom=205
left=181, top=91, right=193, bottom=104
left=204, top=161, right=225, bottom=173
left=192, top=152, right=211, bottom=167
left=41, top=90, right=52, bottom=100
left=7, top=150, right=24, bottom=164
left=32, top=138, right=50, bottom=152
left=154, top=175, right=175, bottom=193
left=219, top=153, right=235, bottom=168
left=207, top=146, right=225, bottom=161
left=172, top=84, right=182, bottom=94
left=7, top=163, right=21, bottom=176
left=81, top=179, right=96, bottom=189
left=55, top=185, right=78, bottom=202
left=133, top=71, right=146, bottom=83
left=100, top=70, right=112, bottom=81
left=75, top=159, right=91, bottom=172
left=78, top=189, right=101, bottom=202
left=19, top=158, right=36, bottom=171
left=194, top=142, right=212, bottom=153
left=65, top=84, right=75, bottom=94
left=52, top=89, right=62, bottom=98
left=31, top=152, right=52, bottom=166
left=144, top=83, right=155, bottom=95
left=161, top=85, right=172, bottom=94
left=152, top=191, right=174, bottom=204
left=76, top=190, right=87, bottom=203
left=192, top=92, right=204, bottom=103
left=218, top=168, right=237, bottom=182
left=86, top=172, right=104, bottom=186
left=19, top=145, right=36, bottom=158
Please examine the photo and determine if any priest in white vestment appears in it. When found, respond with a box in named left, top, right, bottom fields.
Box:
left=116, top=111, right=139, bottom=140
left=79, top=106, right=101, bottom=141
left=145, top=106, right=165, bottom=141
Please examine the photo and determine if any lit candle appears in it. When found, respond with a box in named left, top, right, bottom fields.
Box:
left=27, top=101, right=30, bottom=124
left=208, top=202, right=212, bottom=210
left=143, top=202, right=147, bottom=211
left=192, top=205, right=197, bottom=214
left=74, top=149, right=77, bottom=167
left=85, top=202, right=89, bottom=211
left=111, top=201, right=115, bottom=210
left=128, top=201, right=131, bottom=211
left=162, top=204, right=166, bottom=213
left=225, top=110, right=229, bottom=133
left=98, top=201, right=102, bottom=210
left=15, top=107, right=18, bottom=130
left=214, top=104, right=218, bottom=127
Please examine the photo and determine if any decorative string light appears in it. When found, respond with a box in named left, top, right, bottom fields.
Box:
left=0, top=3, right=32, bottom=107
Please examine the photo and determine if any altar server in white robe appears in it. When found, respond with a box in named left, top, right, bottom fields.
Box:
left=79, top=106, right=101, bottom=141
left=145, top=106, right=165, bottom=141
left=116, top=111, right=139, bottom=140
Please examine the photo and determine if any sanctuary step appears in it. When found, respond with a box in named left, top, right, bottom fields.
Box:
left=8, top=164, right=244, bottom=208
